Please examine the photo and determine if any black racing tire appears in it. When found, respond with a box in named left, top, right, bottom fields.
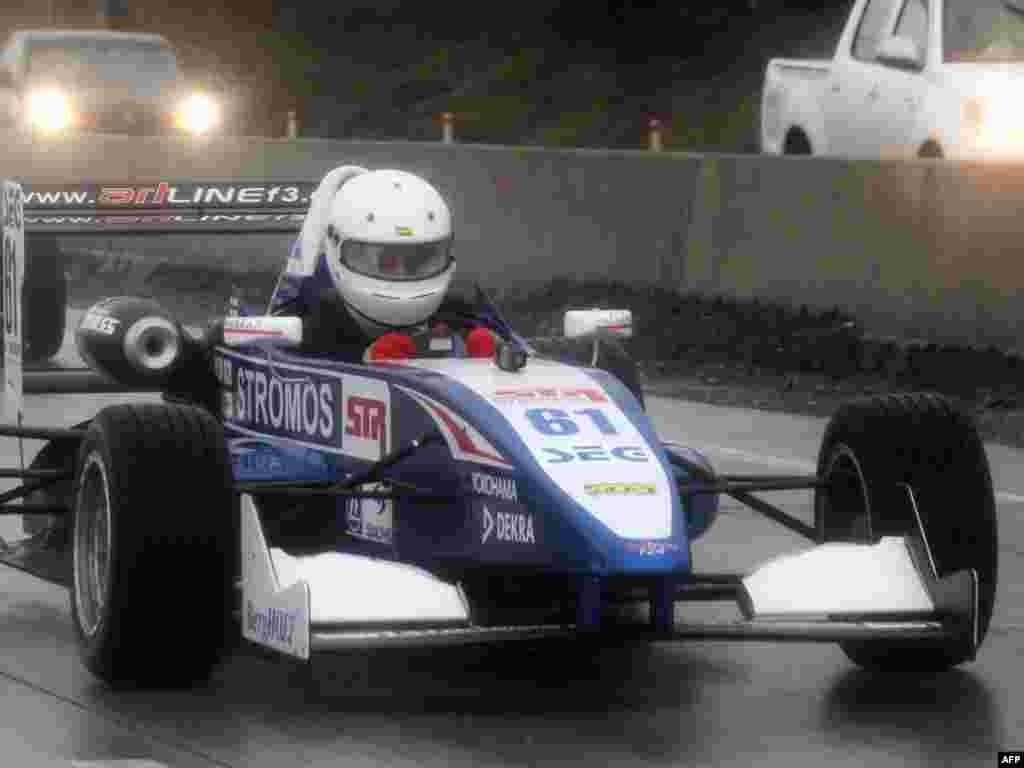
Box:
left=71, top=403, right=237, bottom=688
left=530, top=335, right=645, bottom=409
left=814, top=393, right=997, bottom=671
left=21, top=235, right=68, bottom=363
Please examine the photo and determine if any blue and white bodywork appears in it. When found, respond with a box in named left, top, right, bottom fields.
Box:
left=212, top=302, right=965, bottom=662
left=219, top=337, right=713, bottom=658
left=220, top=348, right=694, bottom=571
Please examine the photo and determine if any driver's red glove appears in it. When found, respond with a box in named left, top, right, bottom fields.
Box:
left=466, top=328, right=497, bottom=358
left=366, top=332, right=417, bottom=362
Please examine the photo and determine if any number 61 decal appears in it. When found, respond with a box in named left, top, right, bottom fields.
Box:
left=526, top=408, right=618, bottom=437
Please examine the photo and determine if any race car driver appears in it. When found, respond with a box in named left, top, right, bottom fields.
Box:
left=266, top=164, right=495, bottom=362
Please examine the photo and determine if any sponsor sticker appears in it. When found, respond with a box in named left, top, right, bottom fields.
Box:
left=229, top=438, right=331, bottom=481
left=492, top=386, right=608, bottom=403
left=481, top=504, right=536, bottom=545
left=346, top=483, right=394, bottom=545
left=24, top=181, right=313, bottom=209
left=231, top=440, right=284, bottom=475
left=585, top=482, right=657, bottom=496
left=3, top=180, right=23, bottom=424
left=542, top=445, right=650, bottom=463
left=245, top=599, right=299, bottom=648
left=79, top=311, right=121, bottom=335
left=471, top=472, right=519, bottom=502
left=624, top=540, right=681, bottom=556
left=220, top=351, right=340, bottom=451
left=474, top=499, right=543, bottom=562
left=342, top=375, right=390, bottom=461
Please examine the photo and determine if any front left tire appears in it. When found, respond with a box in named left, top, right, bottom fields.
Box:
left=814, top=392, right=997, bottom=670
left=71, top=403, right=236, bottom=687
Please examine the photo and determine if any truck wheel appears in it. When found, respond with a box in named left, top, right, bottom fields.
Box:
left=8, top=235, right=68, bottom=362
left=71, top=403, right=237, bottom=687
left=814, top=393, right=997, bottom=670
left=783, top=129, right=812, bottom=155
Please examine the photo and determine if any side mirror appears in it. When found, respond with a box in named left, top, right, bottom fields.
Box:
left=221, top=316, right=303, bottom=347
left=876, top=36, right=923, bottom=70
left=564, top=309, right=633, bottom=339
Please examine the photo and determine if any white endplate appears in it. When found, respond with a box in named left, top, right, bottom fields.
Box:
left=241, top=494, right=311, bottom=659
left=241, top=495, right=468, bottom=658
left=743, top=537, right=934, bottom=619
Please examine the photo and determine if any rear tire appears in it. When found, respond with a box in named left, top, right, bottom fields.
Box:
left=814, top=393, right=997, bottom=670
left=71, top=403, right=237, bottom=688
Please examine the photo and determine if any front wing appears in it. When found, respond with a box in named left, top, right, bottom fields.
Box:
left=239, top=485, right=976, bottom=659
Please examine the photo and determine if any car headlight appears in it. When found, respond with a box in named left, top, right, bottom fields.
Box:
left=176, top=93, right=220, bottom=135
left=962, top=73, right=1024, bottom=151
left=26, top=89, right=74, bottom=134
left=963, top=95, right=1023, bottom=149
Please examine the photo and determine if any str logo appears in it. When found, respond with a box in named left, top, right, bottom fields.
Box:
left=481, top=505, right=535, bottom=545
left=342, top=376, right=390, bottom=461
left=346, top=396, right=386, bottom=442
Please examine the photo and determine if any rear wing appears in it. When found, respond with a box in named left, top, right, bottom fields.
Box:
left=22, top=179, right=316, bottom=234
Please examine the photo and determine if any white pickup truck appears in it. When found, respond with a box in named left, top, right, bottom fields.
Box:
left=761, top=0, right=1024, bottom=160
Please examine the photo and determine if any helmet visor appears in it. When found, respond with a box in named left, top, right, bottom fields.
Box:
left=340, top=239, right=453, bottom=281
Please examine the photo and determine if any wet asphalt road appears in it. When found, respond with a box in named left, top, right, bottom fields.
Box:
left=0, top=313, right=1020, bottom=768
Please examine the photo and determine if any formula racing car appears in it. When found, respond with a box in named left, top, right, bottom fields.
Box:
left=0, top=178, right=998, bottom=688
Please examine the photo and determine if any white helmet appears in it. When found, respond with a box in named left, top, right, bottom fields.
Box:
left=322, top=169, right=455, bottom=334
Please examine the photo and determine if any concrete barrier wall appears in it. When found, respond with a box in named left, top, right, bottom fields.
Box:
left=5, top=135, right=1023, bottom=349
